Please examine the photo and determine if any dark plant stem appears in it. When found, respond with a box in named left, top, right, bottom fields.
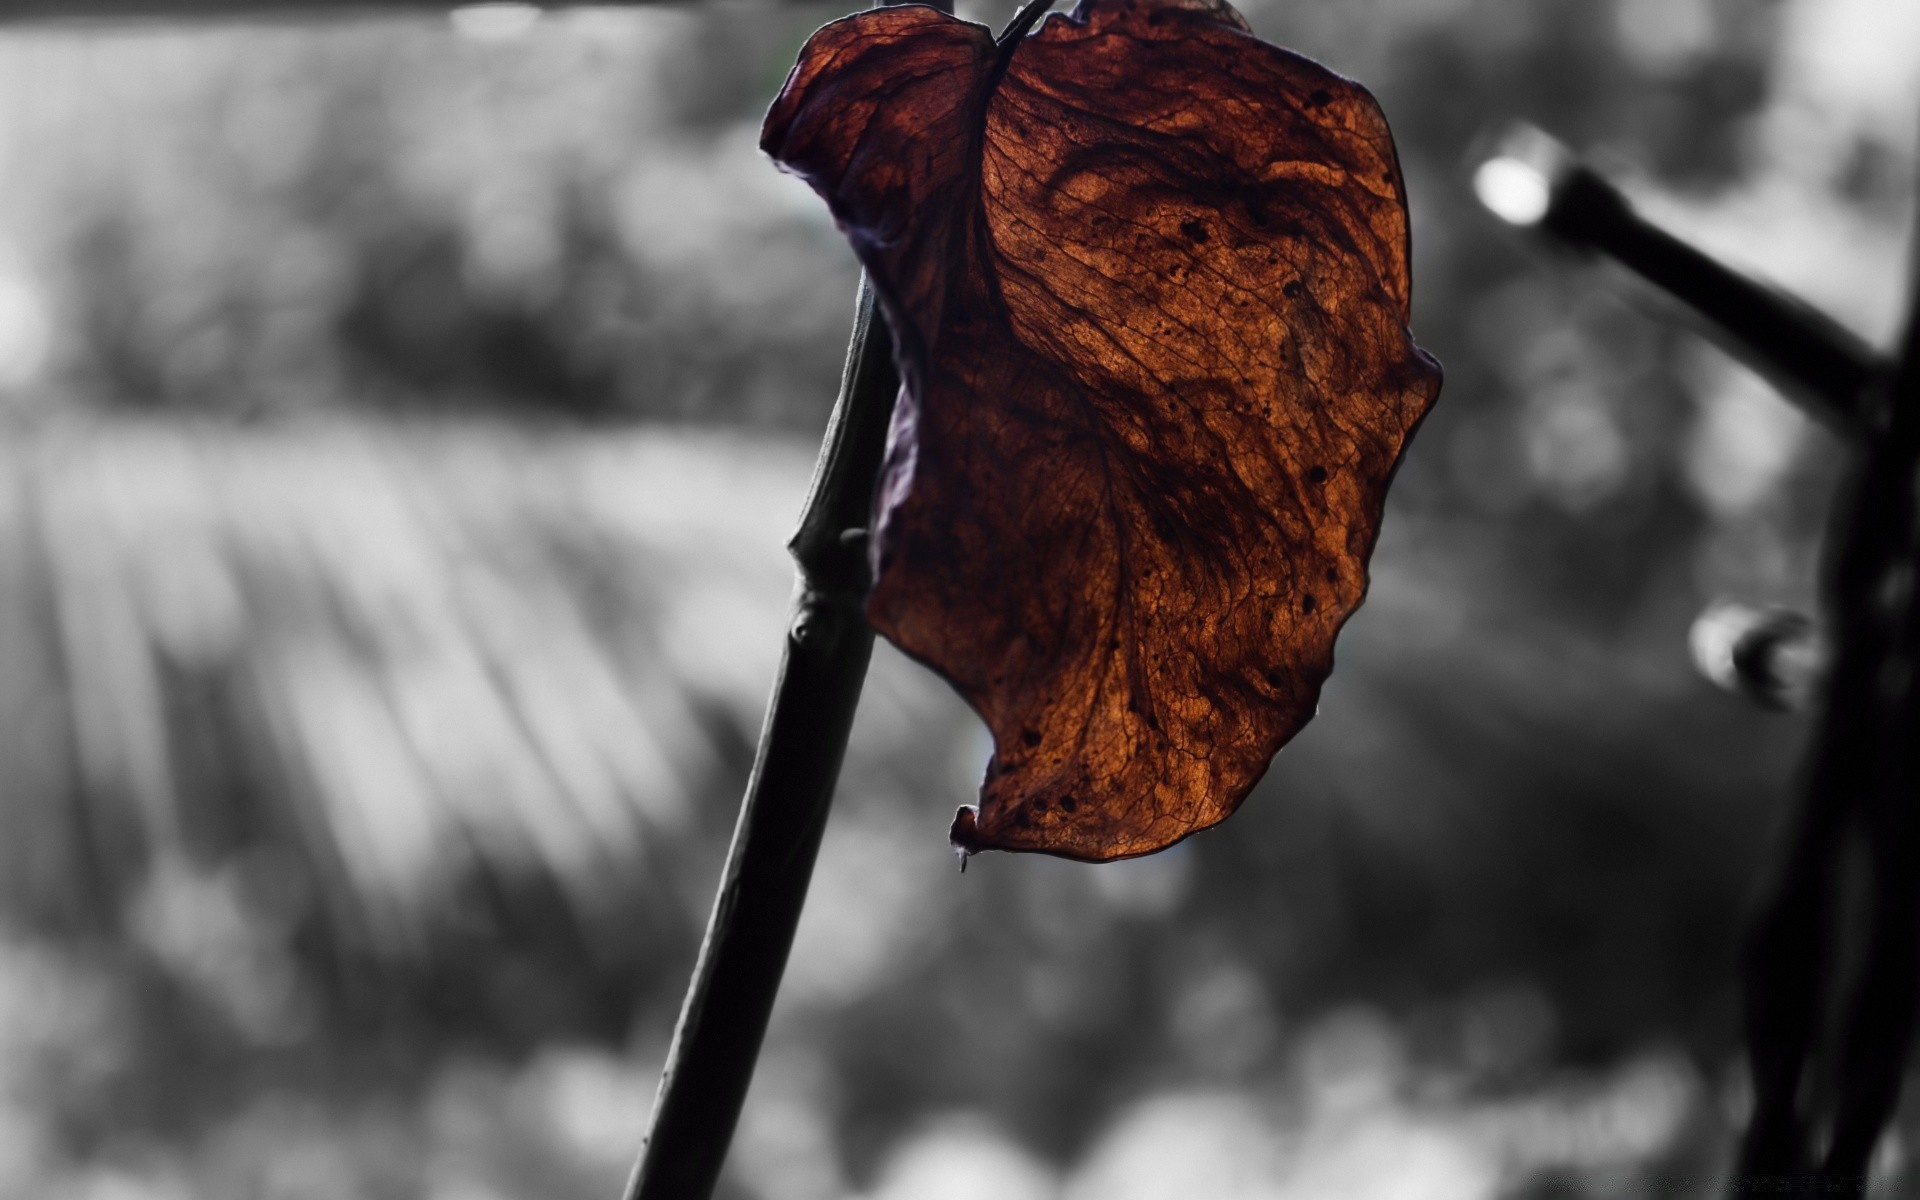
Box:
left=1733, top=196, right=1920, bottom=1199
left=1502, top=132, right=1920, bottom=1197
left=621, top=276, right=900, bottom=1200
left=1810, top=229, right=1920, bottom=1190
left=1535, top=163, right=1886, bottom=434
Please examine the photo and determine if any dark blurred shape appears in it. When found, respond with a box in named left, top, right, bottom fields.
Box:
left=1689, top=600, right=1826, bottom=710
left=1473, top=121, right=1885, bottom=434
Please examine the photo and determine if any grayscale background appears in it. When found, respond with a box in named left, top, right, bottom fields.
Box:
left=0, top=0, right=1911, bottom=1196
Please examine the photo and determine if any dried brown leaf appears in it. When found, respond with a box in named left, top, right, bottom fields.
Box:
left=764, top=0, right=1441, bottom=860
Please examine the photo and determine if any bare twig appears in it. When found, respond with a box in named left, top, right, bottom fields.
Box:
left=1473, top=125, right=1888, bottom=435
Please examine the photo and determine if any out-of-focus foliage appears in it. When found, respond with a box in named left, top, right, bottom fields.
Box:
left=0, top=6, right=865, bottom=426
left=0, top=0, right=1911, bottom=1198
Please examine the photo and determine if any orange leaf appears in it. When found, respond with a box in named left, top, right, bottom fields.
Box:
left=764, top=0, right=1441, bottom=861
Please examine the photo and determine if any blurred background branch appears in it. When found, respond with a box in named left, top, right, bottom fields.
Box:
left=1475, top=107, right=1920, bottom=1197
left=1473, top=124, right=1888, bottom=435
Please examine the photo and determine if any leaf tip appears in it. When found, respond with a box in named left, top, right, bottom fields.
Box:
left=950, top=805, right=983, bottom=869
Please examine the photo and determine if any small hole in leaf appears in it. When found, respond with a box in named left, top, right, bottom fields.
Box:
left=1309, top=89, right=1331, bottom=107
left=1302, top=593, right=1318, bottom=613
left=1179, top=218, right=1209, bottom=243
left=1061, top=797, right=1078, bottom=813
left=1306, top=465, right=1327, bottom=483
left=1022, top=728, right=1041, bottom=747
left=1283, top=280, right=1305, bottom=299
left=1324, top=568, right=1338, bottom=583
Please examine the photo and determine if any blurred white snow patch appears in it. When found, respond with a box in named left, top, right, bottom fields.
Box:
left=1681, top=349, right=1810, bottom=518
left=1775, top=0, right=1920, bottom=141
left=449, top=4, right=543, bottom=42
left=1295, top=1007, right=1408, bottom=1116
left=1066, top=1079, right=1497, bottom=1200
left=1064, top=1003, right=1700, bottom=1198
left=1870, top=1133, right=1908, bottom=1193
left=1066, top=1092, right=1288, bottom=1200
left=783, top=815, right=947, bottom=1008
left=1466, top=1049, right=1702, bottom=1182
left=509, top=1046, right=652, bottom=1180
left=1628, top=0, right=1917, bottom=346
left=1280, top=1112, right=1499, bottom=1200
left=48, top=1166, right=195, bottom=1200
left=861, top=1115, right=1059, bottom=1200
left=727, top=1045, right=846, bottom=1200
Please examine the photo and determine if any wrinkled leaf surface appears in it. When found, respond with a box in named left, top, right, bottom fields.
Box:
left=764, top=0, right=1441, bottom=860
